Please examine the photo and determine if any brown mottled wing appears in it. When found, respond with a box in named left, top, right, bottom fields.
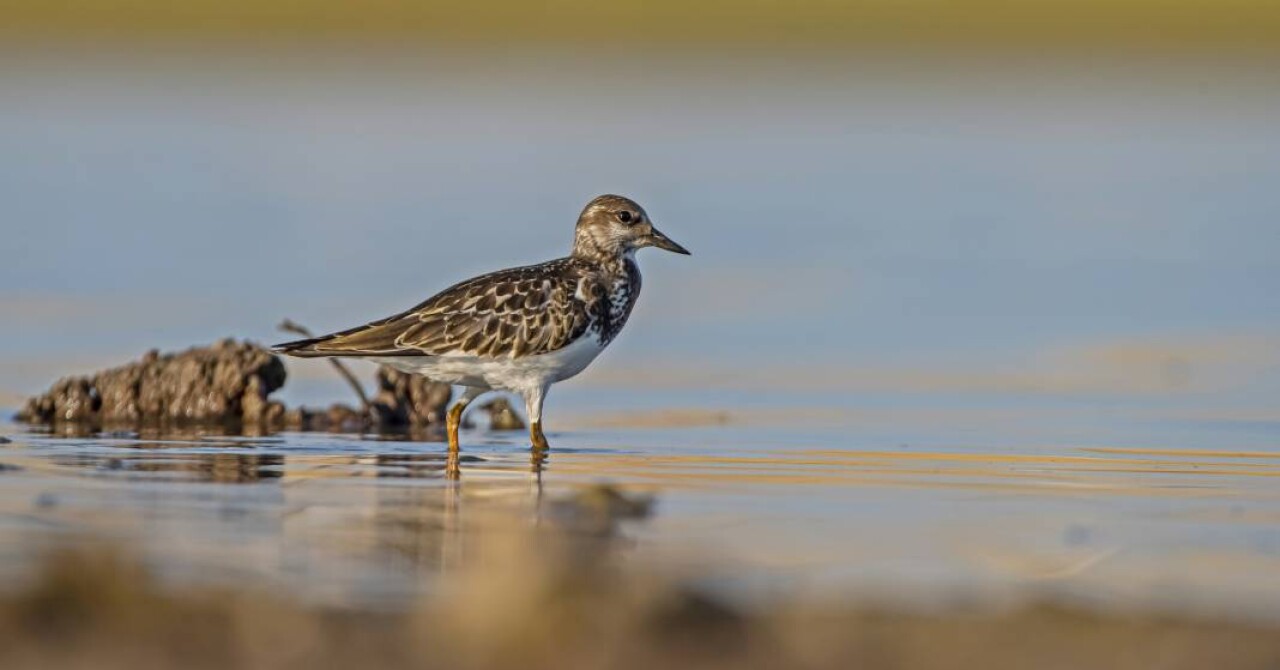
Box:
left=274, top=260, right=600, bottom=359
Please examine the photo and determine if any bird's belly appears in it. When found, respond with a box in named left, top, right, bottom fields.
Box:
left=369, top=335, right=605, bottom=391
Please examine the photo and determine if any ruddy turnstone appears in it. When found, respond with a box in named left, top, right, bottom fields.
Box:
left=273, top=194, right=689, bottom=473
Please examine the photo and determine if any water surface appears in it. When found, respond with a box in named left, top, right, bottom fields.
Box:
left=2, top=399, right=1277, bottom=620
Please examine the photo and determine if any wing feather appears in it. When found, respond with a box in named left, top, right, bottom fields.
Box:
left=272, top=259, right=599, bottom=359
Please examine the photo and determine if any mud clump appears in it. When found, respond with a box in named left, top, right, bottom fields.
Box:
left=13, top=339, right=516, bottom=435
left=281, top=403, right=367, bottom=433
left=479, top=397, right=526, bottom=431
left=272, top=367, right=452, bottom=433
left=16, top=339, right=287, bottom=429
left=370, top=366, right=452, bottom=429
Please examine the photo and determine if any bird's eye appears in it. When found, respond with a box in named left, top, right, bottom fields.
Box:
left=617, top=211, right=634, bottom=224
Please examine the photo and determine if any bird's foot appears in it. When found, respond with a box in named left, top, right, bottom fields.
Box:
left=530, top=420, right=551, bottom=451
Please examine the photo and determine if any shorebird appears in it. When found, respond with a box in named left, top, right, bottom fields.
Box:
left=273, top=194, right=689, bottom=473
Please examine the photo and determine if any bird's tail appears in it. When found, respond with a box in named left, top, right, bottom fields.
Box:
left=271, top=336, right=340, bottom=358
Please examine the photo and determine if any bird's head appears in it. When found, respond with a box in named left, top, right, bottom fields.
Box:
left=572, top=194, right=690, bottom=261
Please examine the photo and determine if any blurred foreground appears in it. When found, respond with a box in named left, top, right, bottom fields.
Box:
left=4, top=526, right=1280, bottom=670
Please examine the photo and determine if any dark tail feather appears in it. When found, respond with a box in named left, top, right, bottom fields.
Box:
left=271, top=336, right=336, bottom=358
left=271, top=335, right=425, bottom=358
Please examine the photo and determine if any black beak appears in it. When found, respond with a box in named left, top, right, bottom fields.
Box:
left=646, top=226, right=691, bottom=255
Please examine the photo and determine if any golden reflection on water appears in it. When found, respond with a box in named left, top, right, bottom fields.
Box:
left=1, top=428, right=1279, bottom=616
left=549, top=448, right=1280, bottom=496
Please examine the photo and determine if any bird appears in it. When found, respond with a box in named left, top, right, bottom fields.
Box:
left=272, top=194, right=689, bottom=475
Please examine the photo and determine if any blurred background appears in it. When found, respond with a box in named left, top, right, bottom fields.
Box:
left=2, top=1, right=1278, bottom=421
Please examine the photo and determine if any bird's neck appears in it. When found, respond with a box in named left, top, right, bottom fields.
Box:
left=571, top=237, right=634, bottom=276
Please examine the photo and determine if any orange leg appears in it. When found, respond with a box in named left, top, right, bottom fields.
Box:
left=445, top=401, right=465, bottom=479
left=443, top=387, right=485, bottom=480
left=530, top=419, right=551, bottom=451
left=529, top=420, right=549, bottom=475
left=523, top=386, right=551, bottom=451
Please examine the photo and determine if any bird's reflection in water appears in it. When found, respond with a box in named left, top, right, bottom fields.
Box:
left=366, top=450, right=551, bottom=576
left=531, top=446, right=548, bottom=479
left=363, top=450, right=655, bottom=584
left=375, top=453, right=465, bottom=479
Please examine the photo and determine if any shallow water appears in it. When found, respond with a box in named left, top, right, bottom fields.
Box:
left=2, top=397, right=1278, bottom=620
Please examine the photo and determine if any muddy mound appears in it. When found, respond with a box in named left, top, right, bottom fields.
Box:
left=370, top=366, right=452, bottom=428
left=14, top=337, right=511, bottom=435
left=16, top=339, right=286, bottom=427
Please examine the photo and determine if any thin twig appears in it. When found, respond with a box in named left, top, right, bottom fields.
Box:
left=278, top=319, right=372, bottom=415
